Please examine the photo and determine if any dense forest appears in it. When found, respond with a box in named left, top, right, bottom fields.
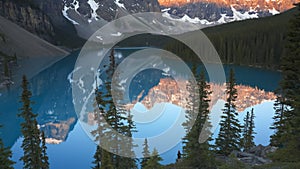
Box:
left=115, top=6, right=297, bottom=70
left=203, top=7, right=297, bottom=69
left=163, top=7, right=298, bottom=70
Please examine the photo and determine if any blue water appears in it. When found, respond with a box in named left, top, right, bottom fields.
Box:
left=0, top=49, right=281, bottom=168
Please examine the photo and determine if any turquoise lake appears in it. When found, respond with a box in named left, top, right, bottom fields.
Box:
left=0, top=49, right=281, bottom=169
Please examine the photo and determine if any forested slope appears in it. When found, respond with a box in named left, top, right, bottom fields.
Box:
left=164, top=7, right=298, bottom=69
left=203, top=7, right=298, bottom=69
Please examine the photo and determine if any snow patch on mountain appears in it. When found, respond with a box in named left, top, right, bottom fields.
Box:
left=87, top=0, right=100, bottom=20
left=72, top=0, right=80, bottom=12
left=217, top=14, right=227, bottom=24
left=115, top=0, right=126, bottom=9
left=162, top=11, right=214, bottom=25
left=231, top=6, right=259, bottom=20
left=269, top=8, right=280, bottom=15
left=62, top=6, right=79, bottom=25
left=161, top=5, right=260, bottom=26
left=62, top=0, right=81, bottom=25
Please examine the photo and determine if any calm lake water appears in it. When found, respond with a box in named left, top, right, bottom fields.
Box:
left=0, top=49, right=281, bottom=169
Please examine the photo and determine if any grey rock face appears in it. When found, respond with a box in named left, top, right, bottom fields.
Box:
left=0, top=0, right=81, bottom=46
left=231, top=145, right=277, bottom=166
left=0, top=0, right=55, bottom=43
left=63, top=0, right=161, bottom=22
left=162, top=2, right=274, bottom=22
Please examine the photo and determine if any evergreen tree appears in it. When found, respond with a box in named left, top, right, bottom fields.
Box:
left=3, top=59, right=9, bottom=78
left=270, top=3, right=300, bottom=162
left=41, top=131, right=49, bottom=169
left=215, top=69, right=242, bottom=156
left=19, top=75, right=43, bottom=169
left=116, top=107, right=137, bottom=169
left=241, top=111, right=250, bottom=150
left=270, top=88, right=287, bottom=147
left=13, top=53, right=18, bottom=65
left=92, top=145, right=114, bottom=169
left=182, top=64, right=199, bottom=133
left=92, top=145, right=102, bottom=169
left=91, top=86, right=114, bottom=169
left=91, top=48, right=137, bottom=168
left=0, top=125, right=15, bottom=169
left=182, top=69, right=215, bottom=168
left=100, top=149, right=113, bottom=169
left=144, top=148, right=163, bottom=169
left=241, top=108, right=255, bottom=152
left=141, top=138, right=150, bottom=168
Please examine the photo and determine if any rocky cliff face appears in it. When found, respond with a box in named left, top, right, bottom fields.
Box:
left=61, top=0, right=299, bottom=29
left=0, top=0, right=298, bottom=46
left=159, top=0, right=299, bottom=11
left=159, top=0, right=300, bottom=23
left=0, top=0, right=55, bottom=43
left=0, top=0, right=83, bottom=48
left=63, top=0, right=161, bottom=22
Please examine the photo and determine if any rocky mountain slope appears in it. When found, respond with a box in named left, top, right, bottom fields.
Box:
left=0, top=1, right=54, bottom=43
left=0, top=0, right=84, bottom=48
left=62, top=0, right=300, bottom=24
left=0, top=15, right=68, bottom=89
left=159, top=0, right=297, bottom=11
left=0, top=0, right=298, bottom=46
left=159, top=0, right=300, bottom=24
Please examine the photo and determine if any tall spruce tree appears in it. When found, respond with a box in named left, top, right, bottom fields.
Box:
left=3, top=59, right=9, bottom=78
left=91, top=49, right=137, bottom=168
left=41, top=131, right=49, bottom=169
left=92, top=84, right=114, bottom=169
left=141, top=138, right=150, bottom=168
left=144, top=148, right=163, bottom=169
left=241, top=108, right=255, bottom=152
left=270, top=88, right=287, bottom=148
left=92, top=145, right=102, bottom=169
left=215, top=69, right=242, bottom=156
left=92, top=145, right=113, bottom=169
left=242, top=111, right=250, bottom=149
left=19, top=75, right=44, bottom=169
left=270, top=3, right=300, bottom=162
left=182, top=69, right=215, bottom=168
left=0, top=125, right=15, bottom=169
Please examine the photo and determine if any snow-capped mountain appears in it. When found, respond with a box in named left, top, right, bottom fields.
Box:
left=0, top=0, right=298, bottom=47
left=62, top=0, right=299, bottom=27
left=159, top=0, right=300, bottom=24
left=62, top=0, right=160, bottom=23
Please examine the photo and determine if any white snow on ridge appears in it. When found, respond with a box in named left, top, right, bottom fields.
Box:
left=161, top=5, right=260, bottom=26
left=162, top=12, right=214, bottom=25
left=179, top=15, right=209, bottom=24
left=74, top=0, right=80, bottom=11
left=62, top=0, right=81, bottom=25
left=217, top=14, right=227, bottom=24
left=88, top=0, right=100, bottom=20
left=162, top=8, right=171, bottom=12
left=231, top=5, right=259, bottom=21
left=62, top=6, right=79, bottom=25
left=269, top=8, right=280, bottom=15
left=61, top=0, right=282, bottom=28
left=115, top=0, right=126, bottom=9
